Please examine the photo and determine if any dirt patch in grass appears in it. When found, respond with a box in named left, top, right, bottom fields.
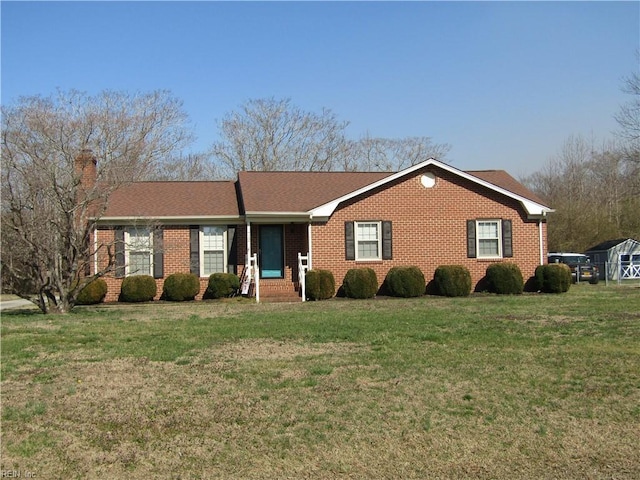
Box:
left=209, top=338, right=363, bottom=361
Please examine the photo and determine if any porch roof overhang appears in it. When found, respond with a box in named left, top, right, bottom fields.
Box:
left=244, top=211, right=313, bottom=223
left=309, top=158, right=554, bottom=221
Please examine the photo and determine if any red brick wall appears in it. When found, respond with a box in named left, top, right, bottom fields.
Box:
left=96, top=226, right=216, bottom=302
left=310, top=166, right=547, bottom=290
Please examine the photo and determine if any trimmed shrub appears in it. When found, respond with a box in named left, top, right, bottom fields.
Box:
left=204, top=272, right=240, bottom=299
left=162, top=273, right=200, bottom=301
left=535, top=264, right=572, bottom=293
left=433, top=265, right=472, bottom=297
left=384, top=266, right=425, bottom=298
left=485, top=263, right=524, bottom=295
left=76, top=278, right=108, bottom=305
left=342, top=267, right=378, bottom=299
left=305, top=269, right=336, bottom=300
left=119, top=275, right=157, bottom=302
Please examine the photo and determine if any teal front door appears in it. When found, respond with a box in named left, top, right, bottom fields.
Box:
left=259, top=225, right=284, bottom=278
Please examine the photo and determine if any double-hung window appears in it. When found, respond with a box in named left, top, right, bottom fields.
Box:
left=477, top=220, right=501, bottom=258
left=126, top=227, right=153, bottom=275
left=201, top=226, right=226, bottom=276
left=356, top=221, right=381, bottom=260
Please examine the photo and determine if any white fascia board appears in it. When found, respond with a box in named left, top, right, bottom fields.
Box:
left=310, top=158, right=553, bottom=219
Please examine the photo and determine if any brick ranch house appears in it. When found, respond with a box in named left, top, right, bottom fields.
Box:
left=89, top=157, right=553, bottom=301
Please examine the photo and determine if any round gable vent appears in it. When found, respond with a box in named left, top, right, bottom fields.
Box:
left=420, top=173, right=436, bottom=188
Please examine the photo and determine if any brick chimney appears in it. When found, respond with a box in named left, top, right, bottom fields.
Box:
left=75, top=149, right=97, bottom=192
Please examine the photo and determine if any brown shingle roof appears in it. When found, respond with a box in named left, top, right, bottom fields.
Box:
left=103, top=181, right=239, bottom=218
left=101, top=163, right=549, bottom=219
left=239, top=168, right=549, bottom=213
left=467, top=170, right=549, bottom=207
left=238, top=171, right=390, bottom=212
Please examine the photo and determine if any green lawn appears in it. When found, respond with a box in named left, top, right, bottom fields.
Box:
left=2, top=284, right=639, bottom=479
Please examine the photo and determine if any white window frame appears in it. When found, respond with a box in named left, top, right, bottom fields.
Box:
left=200, top=226, right=227, bottom=276
left=476, top=220, right=502, bottom=259
left=355, top=221, right=382, bottom=261
left=125, top=227, right=153, bottom=276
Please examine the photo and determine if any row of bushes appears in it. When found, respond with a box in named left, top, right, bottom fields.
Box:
left=307, top=262, right=572, bottom=300
left=77, top=262, right=574, bottom=305
left=76, top=272, right=241, bottom=305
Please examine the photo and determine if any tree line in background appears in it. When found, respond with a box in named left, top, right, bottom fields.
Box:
left=523, top=67, right=640, bottom=253
left=1, top=61, right=637, bottom=311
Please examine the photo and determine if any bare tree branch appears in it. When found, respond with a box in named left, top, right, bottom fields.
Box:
left=1, top=89, right=192, bottom=313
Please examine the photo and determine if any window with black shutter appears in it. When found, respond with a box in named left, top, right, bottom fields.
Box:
left=153, top=228, right=164, bottom=278
left=190, top=226, right=200, bottom=275
left=115, top=227, right=125, bottom=278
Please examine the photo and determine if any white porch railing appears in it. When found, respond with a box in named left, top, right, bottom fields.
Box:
left=242, top=254, right=260, bottom=302
left=298, top=252, right=310, bottom=302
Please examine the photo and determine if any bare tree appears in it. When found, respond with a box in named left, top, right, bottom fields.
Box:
left=1, top=89, right=192, bottom=313
left=614, top=61, right=640, bottom=194
left=343, top=134, right=451, bottom=171
left=615, top=65, right=640, bottom=151
left=147, top=152, right=221, bottom=181
left=211, top=98, right=350, bottom=176
left=211, top=97, right=451, bottom=176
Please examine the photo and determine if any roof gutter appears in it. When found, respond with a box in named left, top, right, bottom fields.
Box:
left=244, top=212, right=313, bottom=223
left=96, top=215, right=244, bottom=225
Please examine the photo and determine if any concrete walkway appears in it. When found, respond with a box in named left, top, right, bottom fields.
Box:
left=0, top=298, right=37, bottom=311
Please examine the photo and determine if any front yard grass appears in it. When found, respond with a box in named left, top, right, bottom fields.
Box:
left=1, top=284, right=639, bottom=479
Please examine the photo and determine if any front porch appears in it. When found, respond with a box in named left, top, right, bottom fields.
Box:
left=239, top=221, right=311, bottom=302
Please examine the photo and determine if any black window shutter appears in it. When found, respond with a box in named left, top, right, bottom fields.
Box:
left=345, top=222, right=355, bottom=260
left=227, top=226, right=237, bottom=274
left=467, top=220, right=477, bottom=258
left=153, top=228, right=164, bottom=279
left=115, top=227, right=125, bottom=278
left=190, top=226, right=200, bottom=276
left=382, top=221, right=392, bottom=260
left=502, top=219, right=513, bottom=258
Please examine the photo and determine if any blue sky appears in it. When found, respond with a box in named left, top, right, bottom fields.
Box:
left=2, top=1, right=638, bottom=177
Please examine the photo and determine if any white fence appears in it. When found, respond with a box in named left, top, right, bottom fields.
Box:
left=592, top=261, right=640, bottom=284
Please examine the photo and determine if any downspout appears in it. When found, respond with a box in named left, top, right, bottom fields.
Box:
left=308, top=215, right=313, bottom=270
left=94, top=226, right=98, bottom=275
left=246, top=221, right=251, bottom=267
left=538, top=216, right=545, bottom=265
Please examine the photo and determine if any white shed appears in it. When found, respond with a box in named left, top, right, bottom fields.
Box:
left=585, top=238, right=640, bottom=280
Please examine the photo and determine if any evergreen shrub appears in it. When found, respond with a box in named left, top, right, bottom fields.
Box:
left=162, top=273, right=200, bottom=301
left=535, top=264, right=572, bottom=293
left=433, top=265, right=472, bottom=297
left=204, top=272, right=240, bottom=299
left=305, top=269, right=336, bottom=300
left=76, top=278, right=108, bottom=305
left=384, top=266, right=425, bottom=298
left=342, top=267, right=378, bottom=299
left=119, top=275, right=157, bottom=302
left=485, top=263, right=524, bottom=295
